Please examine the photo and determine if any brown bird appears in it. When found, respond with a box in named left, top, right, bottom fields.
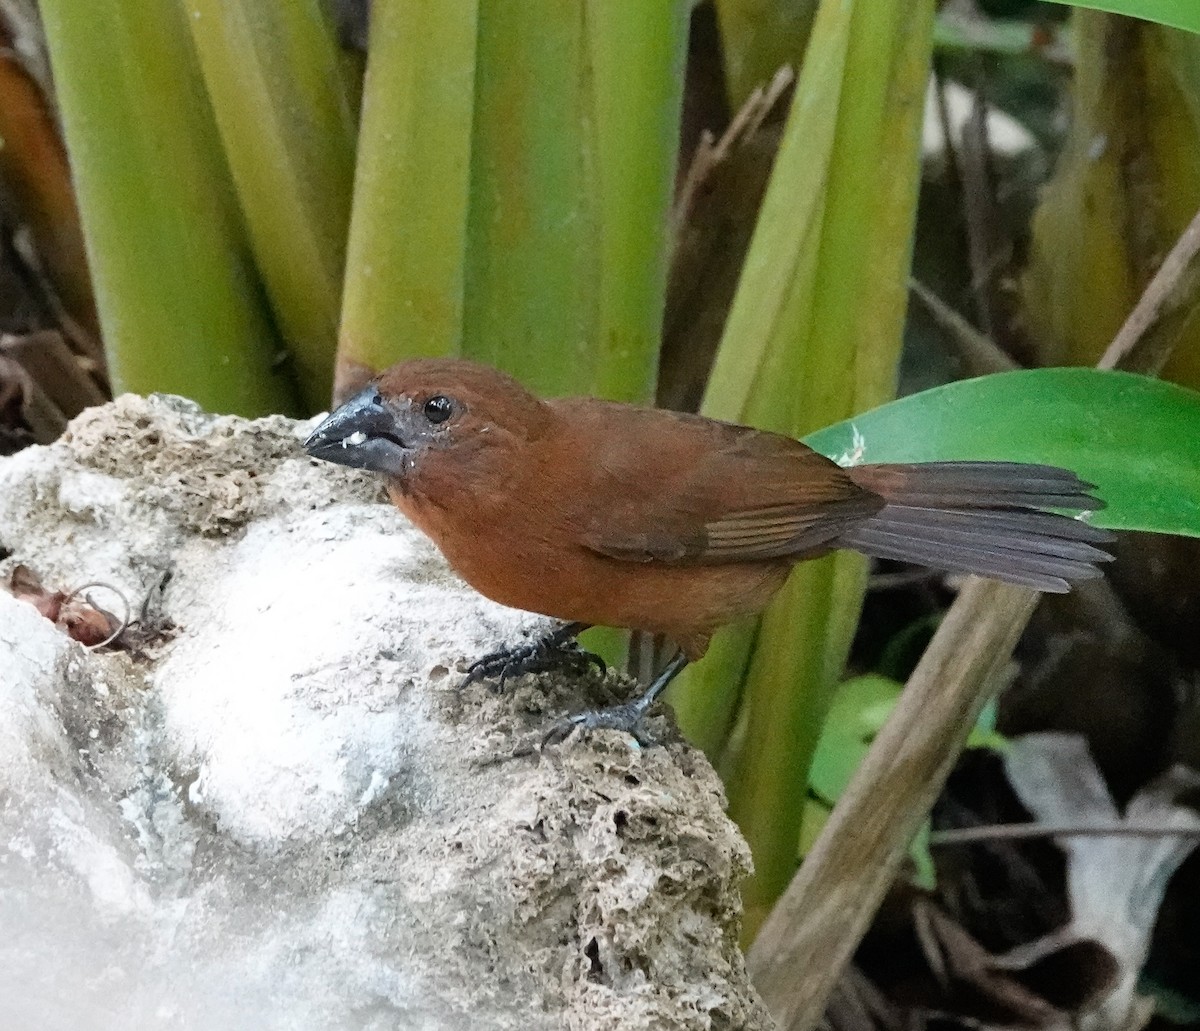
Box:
left=304, top=358, right=1111, bottom=733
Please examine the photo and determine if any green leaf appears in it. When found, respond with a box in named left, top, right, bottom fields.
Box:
left=809, top=675, right=903, bottom=804
left=339, top=2, right=479, bottom=383
left=808, top=674, right=1002, bottom=805
left=339, top=1, right=686, bottom=406
left=805, top=368, right=1200, bottom=538
left=184, top=0, right=358, bottom=412
left=463, top=0, right=687, bottom=401
left=670, top=0, right=937, bottom=938
left=40, top=1, right=301, bottom=417
left=1044, top=0, right=1200, bottom=35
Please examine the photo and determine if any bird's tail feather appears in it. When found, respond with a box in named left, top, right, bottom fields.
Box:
left=841, top=462, right=1113, bottom=592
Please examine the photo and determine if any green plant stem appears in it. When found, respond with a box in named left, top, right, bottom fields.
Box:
left=185, top=0, right=357, bottom=411
left=671, top=0, right=935, bottom=936
left=584, top=1, right=688, bottom=402
left=462, top=0, right=687, bottom=401
left=40, top=1, right=299, bottom=416
left=670, top=0, right=859, bottom=757
left=336, top=1, right=479, bottom=399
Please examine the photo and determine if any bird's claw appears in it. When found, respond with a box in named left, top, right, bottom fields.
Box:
left=542, top=699, right=660, bottom=748
left=461, top=635, right=606, bottom=691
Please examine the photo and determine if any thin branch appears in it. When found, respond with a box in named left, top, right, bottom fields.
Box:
left=930, top=822, right=1200, bottom=846
left=672, top=65, right=793, bottom=235
left=957, top=64, right=1002, bottom=341
left=909, top=278, right=1019, bottom=376
left=1099, top=204, right=1200, bottom=374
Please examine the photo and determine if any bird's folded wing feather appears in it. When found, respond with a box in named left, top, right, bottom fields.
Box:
left=548, top=401, right=883, bottom=565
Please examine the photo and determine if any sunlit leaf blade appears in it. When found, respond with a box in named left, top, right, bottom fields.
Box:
left=40, top=1, right=300, bottom=416
left=185, top=0, right=358, bottom=412
left=805, top=368, right=1200, bottom=537
left=337, top=2, right=479, bottom=397
left=670, top=0, right=936, bottom=939
left=1044, top=0, right=1200, bottom=35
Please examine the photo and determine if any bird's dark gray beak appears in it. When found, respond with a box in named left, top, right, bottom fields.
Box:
left=303, top=386, right=411, bottom=477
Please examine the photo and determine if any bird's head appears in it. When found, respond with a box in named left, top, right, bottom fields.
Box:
left=303, top=358, right=552, bottom=482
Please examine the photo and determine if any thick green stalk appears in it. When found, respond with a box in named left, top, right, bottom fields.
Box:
left=338, top=1, right=684, bottom=405
left=669, top=0, right=852, bottom=750
left=337, top=1, right=479, bottom=399
left=1023, top=12, right=1200, bottom=389
left=669, top=0, right=857, bottom=758
left=670, top=0, right=935, bottom=937
left=185, top=0, right=358, bottom=411
left=40, top=1, right=299, bottom=416
left=584, top=1, right=688, bottom=402
left=463, top=0, right=687, bottom=401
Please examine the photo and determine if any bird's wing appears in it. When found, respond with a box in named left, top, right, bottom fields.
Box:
left=549, top=401, right=884, bottom=566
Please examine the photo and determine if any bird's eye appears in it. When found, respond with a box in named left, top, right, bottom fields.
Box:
left=423, top=395, right=454, bottom=424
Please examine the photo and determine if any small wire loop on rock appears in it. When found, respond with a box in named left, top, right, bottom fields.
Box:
left=63, top=580, right=132, bottom=650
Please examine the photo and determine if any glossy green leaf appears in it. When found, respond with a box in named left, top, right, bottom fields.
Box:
left=1044, top=0, right=1200, bottom=35
left=805, top=368, right=1200, bottom=537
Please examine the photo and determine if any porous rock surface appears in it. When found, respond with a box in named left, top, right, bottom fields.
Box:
left=0, top=394, right=771, bottom=1031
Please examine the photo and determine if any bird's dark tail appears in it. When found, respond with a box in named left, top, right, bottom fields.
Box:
left=840, top=462, right=1114, bottom=592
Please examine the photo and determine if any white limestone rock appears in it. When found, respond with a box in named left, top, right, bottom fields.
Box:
left=0, top=394, right=769, bottom=1031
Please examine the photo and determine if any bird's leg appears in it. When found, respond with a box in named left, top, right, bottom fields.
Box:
left=545, top=652, right=689, bottom=746
left=461, top=620, right=606, bottom=690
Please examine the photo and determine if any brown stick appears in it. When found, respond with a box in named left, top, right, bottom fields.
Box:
left=1098, top=204, right=1200, bottom=373
left=908, top=277, right=1019, bottom=376
left=746, top=580, right=1038, bottom=1031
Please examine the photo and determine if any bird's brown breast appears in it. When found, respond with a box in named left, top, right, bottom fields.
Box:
left=390, top=478, right=790, bottom=659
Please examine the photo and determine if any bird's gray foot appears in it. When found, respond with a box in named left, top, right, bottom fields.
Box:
left=543, top=652, right=688, bottom=747
left=461, top=621, right=605, bottom=691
